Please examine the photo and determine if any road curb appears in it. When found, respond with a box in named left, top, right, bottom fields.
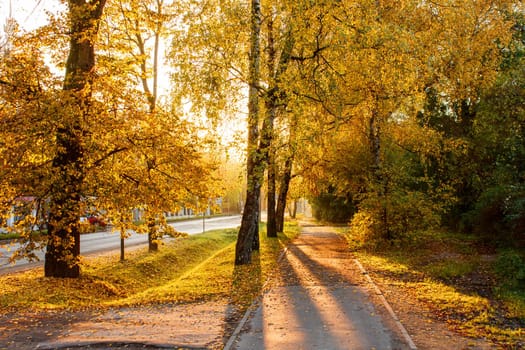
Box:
left=223, top=246, right=289, bottom=350
left=222, top=299, right=257, bottom=350
left=37, top=340, right=205, bottom=349
left=353, top=258, right=418, bottom=350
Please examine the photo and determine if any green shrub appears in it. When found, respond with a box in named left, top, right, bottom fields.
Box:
left=463, top=185, right=525, bottom=245
left=349, top=211, right=378, bottom=249
left=310, top=190, right=355, bottom=223
left=350, top=189, right=442, bottom=246
left=494, top=250, right=525, bottom=287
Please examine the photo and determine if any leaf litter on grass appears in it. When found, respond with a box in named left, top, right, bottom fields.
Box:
left=0, top=223, right=300, bottom=313
left=350, top=229, right=525, bottom=348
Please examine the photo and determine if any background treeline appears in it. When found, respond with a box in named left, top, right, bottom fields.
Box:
left=306, top=6, right=525, bottom=250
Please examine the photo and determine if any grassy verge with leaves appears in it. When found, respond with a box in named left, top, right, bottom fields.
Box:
left=339, top=228, right=525, bottom=348
left=0, top=232, right=22, bottom=241
left=0, top=221, right=300, bottom=312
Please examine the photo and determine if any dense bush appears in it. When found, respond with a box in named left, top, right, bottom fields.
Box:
left=462, top=185, right=525, bottom=246
left=494, top=250, right=525, bottom=288
left=350, top=189, right=442, bottom=247
left=310, top=191, right=355, bottom=223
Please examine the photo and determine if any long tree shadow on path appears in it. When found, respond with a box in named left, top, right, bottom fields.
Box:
left=232, top=225, right=408, bottom=349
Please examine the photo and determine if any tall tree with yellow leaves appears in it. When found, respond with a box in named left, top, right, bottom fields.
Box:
left=43, top=0, right=108, bottom=278
left=0, top=0, right=216, bottom=276
left=102, top=0, right=175, bottom=252
left=235, top=0, right=262, bottom=264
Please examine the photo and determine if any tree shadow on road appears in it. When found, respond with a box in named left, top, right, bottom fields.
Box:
left=226, top=226, right=409, bottom=349
left=223, top=251, right=262, bottom=345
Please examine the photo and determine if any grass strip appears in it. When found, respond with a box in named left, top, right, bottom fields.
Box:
left=338, top=227, right=525, bottom=348
left=0, top=221, right=300, bottom=311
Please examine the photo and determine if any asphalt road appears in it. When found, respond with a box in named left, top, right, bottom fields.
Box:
left=0, top=215, right=241, bottom=273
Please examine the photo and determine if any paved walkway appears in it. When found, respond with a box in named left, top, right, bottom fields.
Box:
left=229, top=224, right=410, bottom=350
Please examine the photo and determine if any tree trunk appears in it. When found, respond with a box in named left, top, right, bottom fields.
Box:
left=369, top=108, right=390, bottom=239
left=252, top=200, right=260, bottom=251
left=147, top=214, right=159, bottom=252
left=265, top=12, right=277, bottom=238
left=267, top=154, right=277, bottom=237
left=276, top=155, right=293, bottom=232
left=275, top=106, right=296, bottom=233
left=235, top=0, right=262, bottom=265
left=134, top=5, right=162, bottom=251
left=119, top=216, right=126, bottom=261
left=237, top=182, right=261, bottom=264
left=120, top=237, right=125, bottom=261
left=369, top=109, right=381, bottom=176
left=45, top=0, right=107, bottom=278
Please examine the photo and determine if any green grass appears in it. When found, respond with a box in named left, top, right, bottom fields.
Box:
left=340, top=227, right=525, bottom=348
left=0, top=232, right=21, bottom=241
left=424, top=260, right=477, bottom=280
left=0, top=221, right=300, bottom=312
left=164, top=213, right=231, bottom=223
left=497, top=289, right=525, bottom=320
left=0, top=230, right=47, bottom=241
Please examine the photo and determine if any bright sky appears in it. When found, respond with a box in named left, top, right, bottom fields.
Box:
left=0, top=0, right=63, bottom=31
left=0, top=0, right=177, bottom=93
